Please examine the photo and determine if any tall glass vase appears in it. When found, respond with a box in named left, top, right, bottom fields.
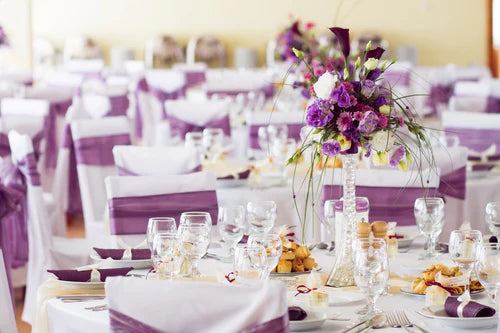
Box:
left=326, top=153, right=357, bottom=287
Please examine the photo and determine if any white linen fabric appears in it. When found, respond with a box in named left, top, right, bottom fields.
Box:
left=164, top=99, right=230, bottom=126
left=145, top=69, right=186, bottom=93
left=112, top=145, right=201, bottom=175
left=442, top=110, right=500, bottom=129
left=41, top=70, right=84, bottom=89
left=70, top=116, right=130, bottom=243
left=0, top=249, right=16, bottom=333
left=246, top=110, right=304, bottom=126
left=105, top=277, right=287, bottom=333
left=8, top=131, right=91, bottom=325
left=65, top=59, right=105, bottom=74
left=205, top=68, right=270, bottom=92
left=81, top=93, right=112, bottom=118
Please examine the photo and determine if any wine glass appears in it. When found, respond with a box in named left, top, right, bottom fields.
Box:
left=247, top=201, right=277, bottom=234
left=475, top=242, right=500, bottom=307
left=247, top=233, right=282, bottom=279
left=151, top=233, right=183, bottom=280
left=257, top=126, right=269, bottom=152
left=185, top=131, right=203, bottom=154
left=486, top=202, right=500, bottom=239
left=178, top=224, right=211, bottom=277
left=353, top=238, right=389, bottom=320
left=414, top=197, right=445, bottom=260
left=147, top=217, right=177, bottom=251
left=180, top=212, right=212, bottom=231
left=267, top=124, right=288, bottom=145
left=449, top=229, right=483, bottom=303
left=270, top=138, right=296, bottom=179
left=218, top=205, right=246, bottom=255
left=202, top=128, right=224, bottom=162
left=323, top=199, right=339, bottom=255
left=233, top=244, right=267, bottom=285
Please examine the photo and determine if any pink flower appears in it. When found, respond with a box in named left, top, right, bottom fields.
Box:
left=338, top=81, right=353, bottom=93
left=305, top=22, right=316, bottom=30
left=353, top=111, right=364, bottom=121
left=305, top=73, right=312, bottom=80
left=336, top=112, right=352, bottom=131
left=314, top=67, right=326, bottom=76
left=399, top=117, right=405, bottom=127
left=349, top=95, right=357, bottom=106
left=378, top=114, right=388, bottom=128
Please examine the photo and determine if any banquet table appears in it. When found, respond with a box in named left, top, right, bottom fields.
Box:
left=43, top=230, right=498, bottom=333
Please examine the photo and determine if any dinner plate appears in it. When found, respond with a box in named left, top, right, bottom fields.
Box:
left=397, top=233, right=417, bottom=248
left=293, top=291, right=364, bottom=307
left=270, top=267, right=322, bottom=277
left=400, top=287, right=484, bottom=297
left=216, top=178, right=248, bottom=188
left=289, top=310, right=327, bottom=332
left=418, top=305, right=498, bottom=329
left=56, top=280, right=105, bottom=289
left=90, top=253, right=152, bottom=269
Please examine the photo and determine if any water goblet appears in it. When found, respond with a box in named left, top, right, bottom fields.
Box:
left=185, top=131, right=203, bottom=154
left=257, top=126, right=269, bottom=152
left=202, top=128, right=224, bottom=162
left=475, top=242, right=500, bottom=307
left=151, top=233, right=183, bottom=280
left=147, top=217, right=177, bottom=251
left=178, top=224, right=211, bottom=277
left=218, top=205, right=246, bottom=255
left=233, top=244, right=267, bottom=285
left=247, top=201, right=277, bottom=234
left=353, top=238, right=389, bottom=320
left=414, top=197, right=445, bottom=260
left=180, top=212, right=212, bottom=230
left=247, top=233, right=282, bottom=279
left=449, top=229, right=483, bottom=303
left=486, top=202, right=500, bottom=239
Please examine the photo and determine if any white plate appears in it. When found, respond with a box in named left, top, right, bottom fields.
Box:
left=270, top=267, right=322, bottom=277
left=419, top=305, right=497, bottom=329
left=216, top=178, right=248, bottom=188
left=294, top=291, right=364, bottom=307
left=90, top=253, right=152, bottom=269
left=289, top=310, right=327, bottom=332
left=400, top=287, right=484, bottom=297
left=397, top=233, right=417, bottom=248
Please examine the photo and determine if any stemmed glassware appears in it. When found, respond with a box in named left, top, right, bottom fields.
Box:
left=475, top=242, right=500, bottom=307
left=247, top=201, right=277, bottom=234
left=247, top=233, right=282, bottom=279
left=218, top=206, right=246, bottom=255
left=151, top=233, right=184, bottom=280
left=185, top=131, right=204, bottom=155
left=257, top=124, right=288, bottom=156
left=353, top=238, right=389, bottom=320
left=414, top=197, right=445, bottom=260
left=147, top=217, right=177, bottom=251
left=178, top=224, right=211, bottom=277
left=233, top=244, right=267, bottom=285
left=180, top=212, right=212, bottom=231
left=202, top=128, right=224, bottom=163
left=449, top=229, right=483, bottom=303
left=486, top=202, right=500, bottom=239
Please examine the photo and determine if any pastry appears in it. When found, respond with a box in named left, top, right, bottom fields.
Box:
left=295, top=246, right=311, bottom=259
left=292, top=258, right=305, bottom=272
left=425, top=285, right=451, bottom=306
left=281, top=251, right=295, bottom=261
left=303, top=257, right=318, bottom=271
left=277, top=260, right=292, bottom=273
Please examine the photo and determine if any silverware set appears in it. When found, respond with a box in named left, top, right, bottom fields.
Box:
left=386, top=311, right=430, bottom=333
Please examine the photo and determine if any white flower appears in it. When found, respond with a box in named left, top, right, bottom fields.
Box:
left=370, top=131, right=395, bottom=152
left=313, top=72, right=337, bottom=99
left=364, top=58, right=379, bottom=71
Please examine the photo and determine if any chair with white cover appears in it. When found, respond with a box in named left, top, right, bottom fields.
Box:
left=186, top=35, right=226, bottom=68
left=6, top=131, right=91, bottom=324
left=0, top=249, right=16, bottom=333
left=105, top=172, right=217, bottom=245
left=145, top=35, right=184, bottom=69
left=71, top=116, right=131, bottom=244
left=81, top=84, right=130, bottom=119
left=106, top=277, right=289, bottom=333
left=448, top=81, right=490, bottom=113
left=113, top=145, right=201, bottom=176
left=41, top=70, right=84, bottom=89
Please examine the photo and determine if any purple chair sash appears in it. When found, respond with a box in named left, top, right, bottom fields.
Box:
left=107, top=95, right=130, bottom=117
left=0, top=130, right=44, bottom=162
left=0, top=133, right=10, bottom=158
left=45, top=98, right=73, bottom=169
left=168, top=114, right=231, bottom=139
left=248, top=123, right=303, bottom=149
left=445, top=128, right=500, bottom=152
left=109, top=308, right=290, bottom=333
left=469, top=154, right=500, bottom=162
left=116, top=164, right=202, bottom=176
left=185, top=71, right=206, bottom=88
left=425, top=83, right=453, bottom=117
left=485, top=96, right=500, bottom=113
left=61, top=125, right=83, bottom=214
left=73, top=134, right=131, bottom=166
left=149, top=85, right=186, bottom=120
left=109, top=190, right=218, bottom=235
left=438, top=166, right=466, bottom=200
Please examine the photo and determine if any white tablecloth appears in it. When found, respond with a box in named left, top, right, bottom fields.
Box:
left=465, top=171, right=500, bottom=234
left=44, top=232, right=498, bottom=333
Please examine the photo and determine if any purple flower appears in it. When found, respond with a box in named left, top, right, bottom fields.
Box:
left=361, top=80, right=376, bottom=98
left=363, top=143, right=372, bottom=157
left=373, top=95, right=387, bottom=109
left=336, top=112, right=351, bottom=131
left=389, top=146, right=405, bottom=167
left=358, top=111, right=379, bottom=134
left=305, top=99, right=333, bottom=128
left=331, top=85, right=351, bottom=108
left=322, top=140, right=341, bottom=156
left=301, top=89, right=311, bottom=99
left=328, top=27, right=350, bottom=59
left=367, top=67, right=381, bottom=81
left=353, top=111, right=364, bottom=121
left=366, top=47, right=385, bottom=60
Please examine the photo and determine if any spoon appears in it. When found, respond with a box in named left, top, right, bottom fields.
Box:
left=341, top=314, right=386, bottom=333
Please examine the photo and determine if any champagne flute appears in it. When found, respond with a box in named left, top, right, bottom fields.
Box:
left=486, top=202, right=500, bottom=239
left=475, top=242, right=500, bottom=307
left=151, top=233, right=183, bottom=280
left=233, top=244, right=267, bottom=285
left=247, top=233, right=282, bottom=279
left=147, top=217, right=177, bottom=251
left=353, top=238, right=389, bottom=320
left=178, top=224, right=211, bottom=277
left=218, top=205, right=246, bottom=255
left=449, top=230, right=483, bottom=303
left=247, top=201, right=277, bottom=234
left=414, top=197, right=445, bottom=260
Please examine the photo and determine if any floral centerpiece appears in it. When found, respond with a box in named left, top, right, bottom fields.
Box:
left=287, top=27, right=433, bottom=287
left=274, top=20, right=317, bottom=63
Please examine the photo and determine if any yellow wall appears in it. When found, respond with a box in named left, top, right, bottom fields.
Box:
left=0, top=0, right=489, bottom=68
left=0, top=0, right=31, bottom=69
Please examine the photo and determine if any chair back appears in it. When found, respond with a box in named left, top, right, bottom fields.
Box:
left=0, top=249, right=17, bottom=333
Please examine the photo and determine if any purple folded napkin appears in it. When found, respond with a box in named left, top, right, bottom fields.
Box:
left=444, top=297, right=496, bottom=318
left=218, top=169, right=251, bottom=180
left=288, top=306, right=307, bottom=321
left=93, top=248, right=151, bottom=260
left=472, top=164, right=494, bottom=172
left=47, top=267, right=134, bottom=282
left=239, top=235, right=249, bottom=244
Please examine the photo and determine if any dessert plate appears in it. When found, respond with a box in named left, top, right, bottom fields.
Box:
left=289, top=310, right=327, bottom=331
left=417, top=305, right=497, bottom=329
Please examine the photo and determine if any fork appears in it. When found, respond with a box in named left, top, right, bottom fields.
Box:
left=85, top=304, right=108, bottom=311
left=396, top=311, right=430, bottom=333
left=386, top=311, right=412, bottom=332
